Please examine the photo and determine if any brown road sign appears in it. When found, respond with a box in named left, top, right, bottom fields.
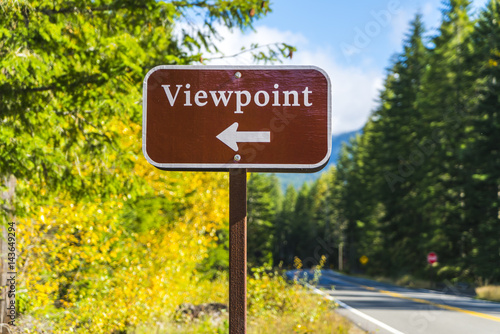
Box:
left=142, top=65, right=331, bottom=171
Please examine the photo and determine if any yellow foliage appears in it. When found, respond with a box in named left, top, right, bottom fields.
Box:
left=17, top=119, right=230, bottom=333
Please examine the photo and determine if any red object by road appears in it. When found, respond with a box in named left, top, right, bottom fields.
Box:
left=427, top=252, right=438, bottom=264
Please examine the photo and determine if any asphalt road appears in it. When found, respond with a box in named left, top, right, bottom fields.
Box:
left=286, top=270, right=500, bottom=334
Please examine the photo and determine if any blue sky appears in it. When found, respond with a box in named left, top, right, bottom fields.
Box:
left=207, top=0, right=489, bottom=134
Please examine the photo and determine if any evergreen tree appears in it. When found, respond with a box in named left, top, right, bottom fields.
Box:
left=464, top=0, right=500, bottom=281
left=418, top=0, right=476, bottom=276
left=311, top=170, right=336, bottom=267
left=273, top=185, right=298, bottom=266
left=333, top=137, right=376, bottom=272
left=291, top=184, right=311, bottom=261
left=364, top=14, right=429, bottom=276
left=247, top=173, right=282, bottom=266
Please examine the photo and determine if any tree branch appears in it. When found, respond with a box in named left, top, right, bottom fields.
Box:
left=203, top=43, right=293, bottom=62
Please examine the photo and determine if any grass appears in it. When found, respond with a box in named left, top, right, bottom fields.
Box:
left=247, top=291, right=354, bottom=334
left=14, top=267, right=366, bottom=334
left=476, top=285, right=500, bottom=302
left=132, top=291, right=359, bottom=334
left=134, top=315, right=229, bottom=334
left=351, top=273, right=435, bottom=290
left=131, top=266, right=365, bottom=334
left=394, top=274, right=435, bottom=290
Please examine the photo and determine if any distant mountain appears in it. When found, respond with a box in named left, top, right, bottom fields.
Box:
left=272, top=129, right=362, bottom=190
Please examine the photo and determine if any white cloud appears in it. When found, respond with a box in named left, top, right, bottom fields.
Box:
left=422, top=2, right=436, bottom=17
left=289, top=47, right=383, bottom=134
left=390, top=8, right=412, bottom=46
left=204, top=26, right=307, bottom=65
left=206, top=26, right=383, bottom=134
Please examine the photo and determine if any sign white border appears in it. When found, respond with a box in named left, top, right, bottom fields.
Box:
left=142, top=65, right=332, bottom=172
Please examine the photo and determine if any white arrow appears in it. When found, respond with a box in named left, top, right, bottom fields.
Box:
left=216, top=122, right=271, bottom=152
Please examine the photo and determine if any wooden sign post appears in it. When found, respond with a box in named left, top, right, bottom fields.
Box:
left=229, top=169, right=247, bottom=333
left=143, top=65, right=331, bottom=333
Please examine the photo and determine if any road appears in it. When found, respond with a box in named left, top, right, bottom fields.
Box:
left=286, top=270, right=500, bottom=334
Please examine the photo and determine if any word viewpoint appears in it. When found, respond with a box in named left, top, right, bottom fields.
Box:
left=161, top=84, right=313, bottom=113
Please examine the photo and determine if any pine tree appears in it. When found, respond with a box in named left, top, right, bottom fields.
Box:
left=365, top=14, right=430, bottom=275
left=290, top=183, right=314, bottom=264
left=418, top=0, right=476, bottom=275
left=247, top=173, right=282, bottom=266
left=333, top=136, right=376, bottom=272
left=273, top=185, right=298, bottom=266
left=464, top=0, right=500, bottom=281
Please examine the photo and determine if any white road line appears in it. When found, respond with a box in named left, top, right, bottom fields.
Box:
left=307, top=284, right=406, bottom=334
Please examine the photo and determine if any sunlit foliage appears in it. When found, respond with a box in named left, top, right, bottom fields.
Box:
left=0, top=0, right=294, bottom=332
